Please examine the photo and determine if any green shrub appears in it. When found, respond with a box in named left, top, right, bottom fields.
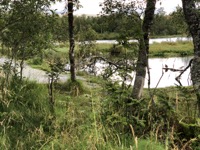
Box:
left=109, top=44, right=126, bottom=56
left=31, top=57, right=43, bottom=65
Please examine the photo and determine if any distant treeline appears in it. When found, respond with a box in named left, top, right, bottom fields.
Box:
left=53, top=7, right=187, bottom=42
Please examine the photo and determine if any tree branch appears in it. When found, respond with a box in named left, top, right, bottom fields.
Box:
left=84, top=56, right=135, bottom=71
left=175, top=58, right=193, bottom=86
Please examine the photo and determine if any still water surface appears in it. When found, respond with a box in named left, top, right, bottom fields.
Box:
left=96, top=37, right=192, bottom=44
left=94, top=56, right=192, bottom=88
left=143, top=56, right=192, bottom=88
left=0, top=56, right=192, bottom=87
left=95, top=37, right=193, bottom=88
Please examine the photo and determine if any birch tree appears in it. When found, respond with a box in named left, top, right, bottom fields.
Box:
left=100, top=0, right=156, bottom=99
left=181, top=0, right=200, bottom=114
left=68, top=0, right=76, bottom=81
left=132, top=0, right=156, bottom=99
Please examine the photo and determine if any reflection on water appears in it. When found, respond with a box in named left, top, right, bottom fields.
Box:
left=143, top=57, right=192, bottom=88
left=95, top=37, right=193, bottom=88
left=93, top=57, right=193, bottom=88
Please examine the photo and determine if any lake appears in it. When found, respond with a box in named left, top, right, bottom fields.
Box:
left=91, top=57, right=192, bottom=88
left=0, top=57, right=192, bottom=87
left=140, top=56, right=192, bottom=88
left=0, top=37, right=193, bottom=87
left=0, top=57, right=192, bottom=88
left=94, top=37, right=193, bottom=88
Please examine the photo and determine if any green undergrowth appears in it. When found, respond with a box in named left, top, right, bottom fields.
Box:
left=0, top=72, right=199, bottom=149
left=0, top=76, right=51, bottom=149
left=55, top=79, right=91, bottom=96
left=27, top=60, right=50, bottom=71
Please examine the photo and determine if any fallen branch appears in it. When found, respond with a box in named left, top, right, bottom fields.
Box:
left=88, top=56, right=135, bottom=71
left=80, top=56, right=136, bottom=79
left=175, top=58, right=193, bottom=86
left=162, top=67, right=184, bottom=72
left=149, top=69, right=165, bottom=107
left=161, top=59, right=193, bottom=86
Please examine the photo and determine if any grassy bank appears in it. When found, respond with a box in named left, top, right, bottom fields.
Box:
left=53, top=40, right=193, bottom=58
left=149, top=41, right=193, bottom=57
left=23, top=40, right=194, bottom=79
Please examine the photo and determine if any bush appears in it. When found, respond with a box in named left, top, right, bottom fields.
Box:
left=109, top=44, right=126, bottom=56
left=32, top=57, right=43, bottom=65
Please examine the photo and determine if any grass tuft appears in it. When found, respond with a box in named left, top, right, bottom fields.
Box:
left=65, top=79, right=90, bottom=96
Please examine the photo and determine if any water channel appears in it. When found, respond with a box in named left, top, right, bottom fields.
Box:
left=96, top=36, right=192, bottom=44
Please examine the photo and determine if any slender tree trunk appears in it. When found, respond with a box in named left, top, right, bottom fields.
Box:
left=19, top=48, right=25, bottom=81
left=182, top=0, right=200, bottom=114
left=132, top=38, right=146, bottom=99
left=132, top=0, right=156, bottom=99
left=19, top=59, right=24, bottom=80
left=48, top=77, right=55, bottom=114
left=68, top=0, right=76, bottom=82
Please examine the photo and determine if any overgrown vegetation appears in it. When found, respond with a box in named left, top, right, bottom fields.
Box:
left=0, top=37, right=198, bottom=150
left=0, top=70, right=199, bottom=149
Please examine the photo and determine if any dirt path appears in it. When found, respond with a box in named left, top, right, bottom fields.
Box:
left=0, top=57, right=77, bottom=83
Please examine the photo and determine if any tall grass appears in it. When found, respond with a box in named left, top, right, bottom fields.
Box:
left=0, top=70, right=199, bottom=149
left=0, top=76, right=51, bottom=149
left=47, top=79, right=166, bottom=150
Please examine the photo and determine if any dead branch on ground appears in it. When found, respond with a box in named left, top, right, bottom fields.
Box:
left=175, top=58, right=193, bottom=86
left=162, top=59, right=193, bottom=86
left=80, top=56, right=136, bottom=79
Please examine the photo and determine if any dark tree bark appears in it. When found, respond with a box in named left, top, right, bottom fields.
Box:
left=48, top=77, right=55, bottom=114
left=68, top=0, right=76, bottom=82
left=132, top=0, right=156, bottom=99
left=182, top=0, right=200, bottom=114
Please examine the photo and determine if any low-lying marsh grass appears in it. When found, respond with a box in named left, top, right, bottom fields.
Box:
left=149, top=41, right=193, bottom=57
left=24, top=40, right=194, bottom=74
left=53, top=40, right=193, bottom=59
